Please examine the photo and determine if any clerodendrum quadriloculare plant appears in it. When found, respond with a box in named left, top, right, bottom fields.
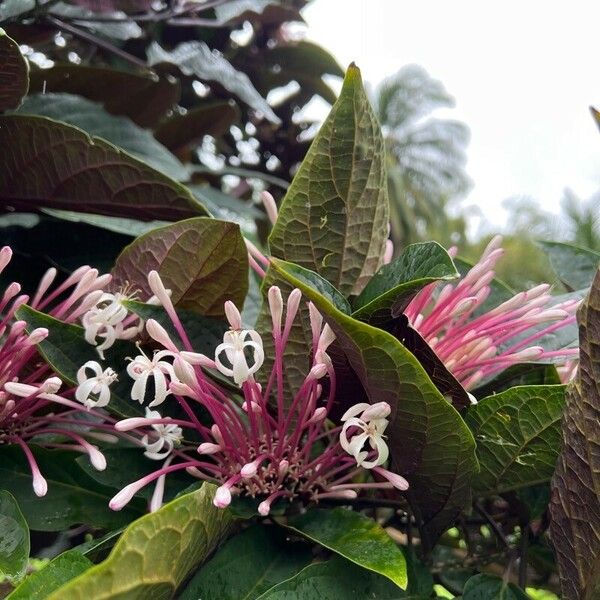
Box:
left=104, top=271, right=408, bottom=514
left=0, top=246, right=126, bottom=496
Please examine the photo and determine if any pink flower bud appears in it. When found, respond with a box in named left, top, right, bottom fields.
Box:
left=213, top=485, right=232, bottom=508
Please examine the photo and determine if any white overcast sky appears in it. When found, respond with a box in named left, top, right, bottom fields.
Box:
left=301, top=0, right=600, bottom=231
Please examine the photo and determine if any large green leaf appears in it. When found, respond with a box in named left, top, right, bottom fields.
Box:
left=462, top=574, right=528, bottom=599
left=47, top=484, right=233, bottom=600
left=255, top=556, right=409, bottom=600
left=352, top=241, right=459, bottom=323
left=28, top=65, right=180, bottom=127
left=112, top=218, right=248, bottom=318
left=271, top=258, right=478, bottom=549
left=16, top=304, right=141, bottom=418
left=0, top=446, right=143, bottom=531
left=0, top=115, right=205, bottom=221
left=154, top=101, right=240, bottom=152
left=286, top=508, right=407, bottom=589
left=0, top=491, right=29, bottom=583
left=17, top=93, right=188, bottom=181
left=178, top=525, right=312, bottom=600
left=147, top=41, right=280, bottom=124
left=539, top=240, right=600, bottom=292
left=550, top=269, right=600, bottom=600
left=0, top=28, right=28, bottom=111
left=269, top=64, right=389, bottom=297
left=466, top=385, right=566, bottom=495
left=7, top=550, right=92, bottom=599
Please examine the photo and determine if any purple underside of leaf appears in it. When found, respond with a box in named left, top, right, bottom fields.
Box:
left=550, top=267, right=600, bottom=600
left=0, top=115, right=203, bottom=221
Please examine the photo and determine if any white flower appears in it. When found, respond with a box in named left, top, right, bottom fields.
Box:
left=81, top=292, right=140, bottom=359
left=339, top=402, right=391, bottom=469
left=127, top=349, right=176, bottom=407
left=215, top=329, right=264, bottom=386
left=141, top=409, right=183, bottom=460
left=75, top=361, right=117, bottom=409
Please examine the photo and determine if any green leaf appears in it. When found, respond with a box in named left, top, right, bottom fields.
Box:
left=462, top=574, right=528, bottom=599
left=0, top=28, right=28, bottom=111
left=154, top=101, right=240, bottom=152
left=16, top=304, right=141, bottom=418
left=7, top=550, right=92, bottom=599
left=28, top=64, right=180, bottom=127
left=269, top=64, right=390, bottom=297
left=255, top=556, right=408, bottom=600
left=47, top=484, right=233, bottom=600
left=352, top=241, right=459, bottom=323
left=473, top=363, right=561, bottom=398
left=271, top=258, right=478, bottom=548
left=0, top=446, right=143, bottom=531
left=147, top=41, right=281, bottom=125
left=0, top=115, right=205, bottom=221
left=539, top=240, right=600, bottom=292
left=112, top=217, right=248, bottom=318
left=213, top=0, right=302, bottom=26
left=466, top=385, right=566, bottom=495
left=40, top=209, right=169, bottom=238
left=0, top=1, right=35, bottom=20
left=17, top=94, right=188, bottom=181
left=49, top=3, right=141, bottom=40
left=179, top=525, right=312, bottom=600
left=242, top=41, right=343, bottom=105
left=0, top=491, right=29, bottom=583
left=286, top=508, right=407, bottom=589
left=550, top=268, right=600, bottom=600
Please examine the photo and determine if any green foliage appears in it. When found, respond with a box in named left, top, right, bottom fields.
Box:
left=112, top=217, right=248, bottom=318
left=0, top=446, right=143, bottom=531
left=7, top=551, right=92, bottom=599
left=46, top=484, right=232, bottom=599
left=254, top=557, right=411, bottom=600
left=462, top=574, right=528, bottom=599
left=271, top=258, right=477, bottom=549
left=178, top=525, right=312, bottom=600
left=466, top=385, right=566, bottom=495
left=540, top=240, right=600, bottom=291
left=0, top=491, right=29, bottom=583
left=286, top=508, right=407, bottom=589
left=352, top=241, right=459, bottom=323
left=269, top=64, right=389, bottom=297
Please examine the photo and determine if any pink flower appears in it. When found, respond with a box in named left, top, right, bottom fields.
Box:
left=0, top=246, right=117, bottom=495
left=110, top=271, right=409, bottom=513
left=405, top=236, right=580, bottom=390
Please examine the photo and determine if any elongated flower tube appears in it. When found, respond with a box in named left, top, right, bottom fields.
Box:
left=111, top=271, right=408, bottom=513
left=0, top=247, right=118, bottom=495
left=405, top=236, right=580, bottom=390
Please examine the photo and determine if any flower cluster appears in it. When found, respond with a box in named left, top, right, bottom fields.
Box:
left=0, top=246, right=118, bottom=496
left=109, top=271, right=408, bottom=514
left=406, top=236, right=580, bottom=389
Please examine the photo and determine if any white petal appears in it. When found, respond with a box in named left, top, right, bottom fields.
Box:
left=341, top=403, right=371, bottom=422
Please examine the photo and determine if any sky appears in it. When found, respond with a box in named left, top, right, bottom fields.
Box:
left=301, top=0, right=600, bottom=232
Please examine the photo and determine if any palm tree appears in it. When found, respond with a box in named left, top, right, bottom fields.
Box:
left=561, top=188, right=600, bottom=251
left=373, top=65, right=471, bottom=248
